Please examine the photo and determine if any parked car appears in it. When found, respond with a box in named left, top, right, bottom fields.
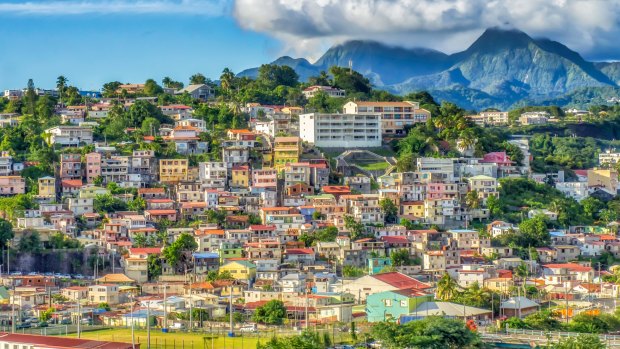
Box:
left=239, top=324, right=258, bottom=333
left=15, top=322, right=31, bottom=329
left=170, top=323, right=185, bottom=330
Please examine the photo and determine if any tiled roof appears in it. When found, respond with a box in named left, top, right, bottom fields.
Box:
left=372, top=272, right=432, bottom=290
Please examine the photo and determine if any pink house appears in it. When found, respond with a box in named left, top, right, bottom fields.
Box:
left=252, top=168, right=277, bottom=190
left=481, top=152, right=517, bottom=177
left=145, top=209, right=178, bottom=222
left=85, top=152, right=101, bottom=183
left=0, top=176, right=25, bottom=195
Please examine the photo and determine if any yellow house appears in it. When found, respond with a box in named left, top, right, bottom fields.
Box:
left=588, top=169, right=619, bottom=193
left=219, top=260, right=256, bottom=281
left=231, top=165, right=250, bottom=188
left=400, top=201, right=424, bottom=218
left=38, top=176, right=56, bottom=197
left=467, top=175, right=499, bottom=204
left=273, top=136, right=301, bottom=170
left=483, top=277, right=514, bottom=294
left=159, top=159, right=188, bottom=183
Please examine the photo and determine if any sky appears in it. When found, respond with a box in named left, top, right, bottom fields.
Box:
left=1, top=0, right=620, bottom=90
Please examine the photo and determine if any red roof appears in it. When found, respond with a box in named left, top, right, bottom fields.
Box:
left=380, top=236, right=410, bottom=244
left=372, top=272, right=432, bottom=290
left=145, top=209, right=177, bottom=215
left=543, top=263, right=593, bottom=272
left=250, top=225, right=276, bottom=231
left=286, top=248, right=315, bottom=255
left=61, top=179, right=83, bottom=188
left=481, top=152, right=513, bottom=165
left=128, top=247, right=162, bottom=255
left=0, top=333, right=136, bottom=349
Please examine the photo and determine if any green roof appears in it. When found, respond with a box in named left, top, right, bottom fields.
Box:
left=225, top=260, right=256, bottom=269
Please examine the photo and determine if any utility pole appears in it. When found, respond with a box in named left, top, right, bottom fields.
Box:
left=229, top=285, right=234, bottom=337
left=10, top=286, right=15, bottom=333
left=304, top=287, right=309, bottom=330
left=163, top=284, right=168, bottom=332
left=77, top=300, right=81, bottom=338
left=130, top=295, right=135, bottom=349
left=146, top=301, right=151, bottom=349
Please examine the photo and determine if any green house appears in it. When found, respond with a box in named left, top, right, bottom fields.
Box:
left=368, top=257, right=392, bottom=275
left=219, top=242, right=244, bottom=263
left=366, top=289, right=433, bottom=322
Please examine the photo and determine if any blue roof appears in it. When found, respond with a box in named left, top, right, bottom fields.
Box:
left=449, top=229, right=478, bottom=234
left=193, top=252, right=219, bottom=259
left=122, top=309, right=164, bottom=318
left=549, top=231, right=566, bottom=237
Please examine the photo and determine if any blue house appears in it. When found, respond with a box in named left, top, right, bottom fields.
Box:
left=366, top=289, right=433, bottom=322
left=368, top=257, right=392, bottom=275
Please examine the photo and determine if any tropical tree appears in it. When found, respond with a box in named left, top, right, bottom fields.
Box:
left=220, top=68, right=235, bottom=93
left=56, top=75, right=68, bottom=106
left=436, top=273, right=460, bottom=301
left=379, top=198, right=398, bottom=224
left=189, top=73, right=207, bottom=85
left=252, top=300, right=287, bottom=325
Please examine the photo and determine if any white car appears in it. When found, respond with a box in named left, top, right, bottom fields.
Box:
left=239, top=324, right=258, bottom=333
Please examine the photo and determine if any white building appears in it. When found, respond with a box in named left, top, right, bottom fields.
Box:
left=299, top=113, right=381, bottom=148
left=555, top=182, right=589, bottom=202
left=343, top=101, right=430, bottom=136
left=44, top=126, right=93, bottom=146
left=519, top=111, right=549, bottom=125
left=467, top=111, right=509, bottom=126
left=599, top=150, right=620, bottom=166
left=302, top=85, right=345, bottom=98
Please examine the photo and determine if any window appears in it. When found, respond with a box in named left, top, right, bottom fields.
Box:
left=400, top=300, right=407, bottom=307
left=384, top=299, right=392, bottom=306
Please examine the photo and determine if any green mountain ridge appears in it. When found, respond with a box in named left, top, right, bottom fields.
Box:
left=238, top=27, right=620, bottom=110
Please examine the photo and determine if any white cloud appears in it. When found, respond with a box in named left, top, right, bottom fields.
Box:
left=0, top=0, right=228, bottom=15
left=232, top=0, right=620, bottom=60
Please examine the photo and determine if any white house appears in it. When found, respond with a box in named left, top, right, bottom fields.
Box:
left=45, top=126, right=93, bottom=146
left=299, top=113, right=382, bottom=148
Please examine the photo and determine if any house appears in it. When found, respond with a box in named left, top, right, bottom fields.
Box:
left=176, top=84, right=214, bottom=101
left=302, top=85, right=345, bottom=98
left=542, top=263, right=594, bottom=283
left=0, top=176, right=25, bottom=195
left=284, top=248, right=316, bottom=264
left=368, top=257, right=392, bottom=275
left=299, top=113, right=381, bottom=148
left=466, top=111, right=509, bottom=126
left=44, top=126, right=93, bottom=146
left=61, top=286, right=88, bottom=301
left=366, top=288, right=433, bottom=322
left=343, top=272, right=432, bottom=302
left=159, top=159, right=188, bottom=183
left=500, top=297, right=539, bottom=318
left=219, top=260, right=256, bottom=281
left=279, top=273, right=307, bottom=293
left=401, top=301, right=492, bottom=322
left=231, top=165, right=250, bottom=188
left=88, top=284, right=120, bottom=305
left=145, top=209, right=177, bottom=222
left=343, top=101, right=430, bottom=136
left=37, top=176, right=56, bottom=198
left=273, top=137, right=302, bottom=170
left=587, top=169, right=619, bottom=193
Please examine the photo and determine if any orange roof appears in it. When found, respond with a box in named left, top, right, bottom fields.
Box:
left=543, top=263, right=593, bottom=272
left=145, top=209, right=177, bottom=215
left=138, top=188, right=165, bottom=194
left=61, top=179, right=83, bottom=187
left=181, top=202, right=207, bottom=209
left=228, top=129, right=253, bottom=134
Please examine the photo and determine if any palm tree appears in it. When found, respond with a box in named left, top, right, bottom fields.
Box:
left=436, top=273, right=459, bottom=301
left=220, top=68, right=235, bottom=93
left=56, top=75, right=68, bottom=107
left=465, top=190, right=480, bottom=210
left=515, top=262, right=529, bottom=296
left=162, top=77, right=172, bottom=88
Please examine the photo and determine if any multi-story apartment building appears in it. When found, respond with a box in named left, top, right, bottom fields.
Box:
left=198, top=162, right=228, bottom=189
left=273, top=136, right=302, bottom=170
left=0, top=176, right=25, bottom=195
left=45, top=126, right=93, bottom=146
left=130, top=150, right=158, bottom=183
left=251, top=168, right=277, bottom=191
left=343, top=101, right=430, bottom=136
left=467, top=175, right=498, bottom=204
left=59, top=153, right=82, bottom=180
left=222, top=146, right=250, bottom=169
left=100, top=156, right=130, bottom=184
left=519, top=111, right=549, bottom=125
left=159, top=159, right=188, bottom=183
left=84, top=152, right=101, bottom=183
left=299, top=113, right=382, bottom=148
left=467, top=111, right=509, bottom=126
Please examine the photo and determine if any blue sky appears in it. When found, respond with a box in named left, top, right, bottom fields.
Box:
left=0, top=1, right=279, bottom=90
left=2, top=0, right=620, bottom=90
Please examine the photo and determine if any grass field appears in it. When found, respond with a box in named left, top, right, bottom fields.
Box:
left=356, top=162, right=390, bottom=171
left=66, top=327, right=355, bottom=349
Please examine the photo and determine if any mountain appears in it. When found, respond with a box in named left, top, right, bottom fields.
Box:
left=238, top=27, right=620, bottom=110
